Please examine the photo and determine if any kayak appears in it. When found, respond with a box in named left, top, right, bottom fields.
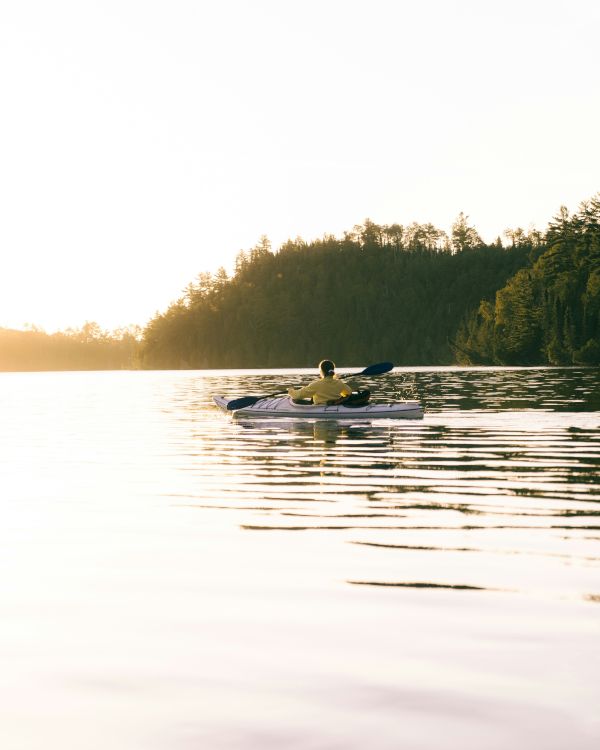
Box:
left=213, top=395, right=423, bottom=420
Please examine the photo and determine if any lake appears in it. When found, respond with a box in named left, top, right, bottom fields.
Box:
left=1, top=367, right=599, bottom=749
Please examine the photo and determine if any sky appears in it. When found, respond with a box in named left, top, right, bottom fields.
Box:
left=1, top=0, right=599, bottom=333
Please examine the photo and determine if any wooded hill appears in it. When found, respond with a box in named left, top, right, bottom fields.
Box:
left=4, top=198, right=598, bottom=371
left=454, top=196, right=600, bottom=365
left=141, top=214, right=534, bottom=368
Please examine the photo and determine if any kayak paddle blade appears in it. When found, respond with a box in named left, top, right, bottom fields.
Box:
left=359, top=361, right=394, bottom=376
left=226, top=391, right=286, bottom=410
left=226, top=396, right=260, bottom=410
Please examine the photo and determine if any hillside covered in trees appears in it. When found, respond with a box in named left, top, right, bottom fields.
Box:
left=142, top=214, right=534, bottom=368
left=4, top=197, right=598, bottom=371
left=454, top=196, right=600, bottom=365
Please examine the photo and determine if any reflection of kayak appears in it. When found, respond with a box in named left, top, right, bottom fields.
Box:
left=213, top=395, right=423, bottom=420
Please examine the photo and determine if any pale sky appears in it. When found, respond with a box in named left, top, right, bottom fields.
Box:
left=1, top=0, right=599, bottom=332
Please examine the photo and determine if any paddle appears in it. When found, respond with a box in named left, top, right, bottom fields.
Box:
left=226, top=361, right=394, bottom=410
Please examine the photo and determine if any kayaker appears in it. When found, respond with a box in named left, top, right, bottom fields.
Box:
left=288, top=360, right=353, bottom=405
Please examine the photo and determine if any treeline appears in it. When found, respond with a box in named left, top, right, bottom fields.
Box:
left=0, top=323, right=141, bottom=372
left=142, top=214, right=535, bottom=368
left=454, top=196, right=600, bottom=365
left=6, top=197, right=598, bottom=371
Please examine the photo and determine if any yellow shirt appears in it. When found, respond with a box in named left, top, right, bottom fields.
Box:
left=288, top=375, right=352, bottom=405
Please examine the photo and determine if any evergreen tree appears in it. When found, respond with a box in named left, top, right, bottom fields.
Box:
left=451, top=213, right=483, bottom=253
left=456, top=193, right=600, bottom=365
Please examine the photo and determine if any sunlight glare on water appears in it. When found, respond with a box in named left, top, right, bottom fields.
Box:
left=0, top=368, right=599, bottom=749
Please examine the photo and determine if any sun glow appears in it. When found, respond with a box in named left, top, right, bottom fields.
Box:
left=1, top=0, right=599, bottom=333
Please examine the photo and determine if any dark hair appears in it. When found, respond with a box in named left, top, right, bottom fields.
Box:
left=319, top=359, right=335, bottom=376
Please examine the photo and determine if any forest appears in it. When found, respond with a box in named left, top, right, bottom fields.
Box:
left=141, top=214, right=536, bottom=368
left=2, top=196, right=599, bottom=371
left=454, top=196, right=600, bottom=365
left=142, top=197, right=600, bottom=368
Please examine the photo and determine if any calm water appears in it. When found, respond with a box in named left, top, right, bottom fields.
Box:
left=1, top=367, right=599, bottom=749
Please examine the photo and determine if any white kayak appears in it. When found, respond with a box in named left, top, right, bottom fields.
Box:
left=213, top=395, right=423, bottom=420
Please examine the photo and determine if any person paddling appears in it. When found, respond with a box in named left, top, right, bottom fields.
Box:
left=288, top=360, right=352, bottom=405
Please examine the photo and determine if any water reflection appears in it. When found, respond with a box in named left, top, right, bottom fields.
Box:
left=159, top=367, right=600, bottom=602
left=409, top=366, right=600, bottom=412
left=203, top=366, right=600, bottom=413
left=1, top=367, right=599, bottom=750
left=236, top=417, right=375, bottom=445
left=348, top=581, right=492, bottom=590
